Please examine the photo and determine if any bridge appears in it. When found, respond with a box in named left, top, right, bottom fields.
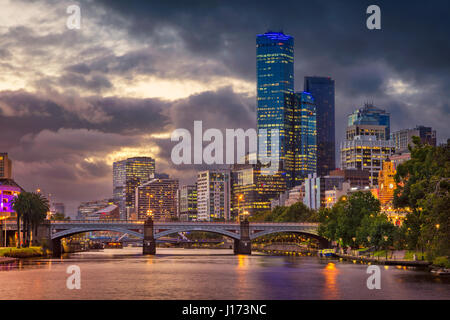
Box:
left=1, top=219, right=327, bottom=256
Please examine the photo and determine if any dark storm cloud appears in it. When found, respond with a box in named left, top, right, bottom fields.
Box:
left=95, top=0, right=450, bottom=139
left=2, top=0, right=450, bottom=215
left=1, top=86, right=255, bottom=213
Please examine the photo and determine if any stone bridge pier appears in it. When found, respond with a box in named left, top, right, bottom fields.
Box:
left=143, top=218, right=156, bottom=255
left=234, top=220, right=251, bottom=255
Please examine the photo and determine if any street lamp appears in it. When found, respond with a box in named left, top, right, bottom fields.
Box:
left=383, top=235, right=388, bottom=260
left=367, top=236, right=371, bottom=257
left=237, top=194, right=244, bottom=221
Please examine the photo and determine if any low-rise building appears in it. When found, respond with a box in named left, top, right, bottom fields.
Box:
left=178, top=184, right=197, bottom=221
left=303, top=173, right=345, bottom=210
left=135, top=178, right=179, bottom=221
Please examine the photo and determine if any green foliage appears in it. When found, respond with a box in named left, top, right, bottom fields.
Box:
left=12, top=192, right=49, bottom=247
left=249, top=202, right=318, bottom=223
left=0, top=246, right=43, bottom=258
left=394, top=138, right=449, bottom=259
left=432, top=256, right=450, bottom=268
left=318, top=191, right=389, bottom=247
left=51, top=212, right=70, bottom=221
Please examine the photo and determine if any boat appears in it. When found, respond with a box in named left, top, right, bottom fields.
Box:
left=318, top=249, right=335, bottom=258
left=104, top=241, right=123, bottom=249
left=431, top=269, right=450, bottom=276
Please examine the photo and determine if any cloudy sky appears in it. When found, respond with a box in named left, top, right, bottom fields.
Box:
left=1, top=0, right=449, bottom=216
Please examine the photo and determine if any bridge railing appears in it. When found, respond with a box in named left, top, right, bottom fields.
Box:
left=5, top=219, right=318, bottom=226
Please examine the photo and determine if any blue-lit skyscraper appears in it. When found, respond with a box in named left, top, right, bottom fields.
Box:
left=256, top=31, right=294, bottom=187
left=256, top=31, right=317, bottom=189
left=348, top=103, right=391, bottom=138
left=293, top=92, right=317, bottom=184
left=304, top=76, right=335, bottom=177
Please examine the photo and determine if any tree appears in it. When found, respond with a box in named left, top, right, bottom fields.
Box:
left=394, top=138, right=449, bottom=258
left=12, top=192, right=49, bottom=247
left=30, top=193, right=49, bottom=245
left=51, top=212, right=70, bottom=221
left=356, top=214, right=396, bottom=249
left=249, top=202, right=318, bottom=223
left=318, top=191, right=381, bottom=247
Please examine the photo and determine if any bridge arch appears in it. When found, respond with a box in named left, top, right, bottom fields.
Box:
left=155, top=226, right=240, bottom=240
left=51, top=226, right=143, bottom=240
left=250, top=229, right=329, bottom=248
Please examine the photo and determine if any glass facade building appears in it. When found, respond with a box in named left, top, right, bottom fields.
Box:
left=294, top=92, right=317, bottom=185
left=178, top=184, right=198, bottom=221
left=113, top=157, right=155, bottom=219
left=256, top=31, right=294, bottom=186
left=304, top=76, right=335, bottom=177
left=256, top=32, right=317, bottom=188
left=135, top=178, right=179, bottom=221
left=231, top=162, right=286, bottom=219
left=348, top=103, right=390, bottom=138
left=197, top=170, right=230, bottom=221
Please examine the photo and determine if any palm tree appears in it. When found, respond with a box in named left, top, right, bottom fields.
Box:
left=12, top=192, right=33, bottom=248
left=12, top=192, right=49, bottom=247
left=30, top=193, right=49, bottom=246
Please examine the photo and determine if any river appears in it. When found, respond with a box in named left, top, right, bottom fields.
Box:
left=1, top=248, right=449, bottom=300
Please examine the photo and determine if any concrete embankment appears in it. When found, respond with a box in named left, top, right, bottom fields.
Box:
left=0, top=257, right=17, bottom=264
left=253, top=243, right=317, bottom=255
left=335, top=253, right=431, bottom=267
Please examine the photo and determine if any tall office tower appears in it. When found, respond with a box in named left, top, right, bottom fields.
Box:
left=348, top=103, right=390, bottom=138
left=178, top=184, right=198, bottom=221
left=341, top=104, right=394, bottom=186
left=113, top=157, right=155, bottom=219
left=197, top=170, right=230, bottom=221
left=0, top=153, right=12, bottom=179
left=304, top=76, right=335, bottom=176
left=391, top=125, right=437, bottom=153
left=293, top=92, right=317, bottom=185
left=231, top=162, right=286, bottom=219
left=135, top=178, right=179, bottom=221
left=256, top=31, right=294, bottom=186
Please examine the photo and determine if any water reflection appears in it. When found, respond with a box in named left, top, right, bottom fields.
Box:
left=0, top=248, right=448, bottom=300
left=322, top=262, right=340, bottom=299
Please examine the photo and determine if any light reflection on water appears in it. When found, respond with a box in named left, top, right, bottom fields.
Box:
left=0, top=247, right=449, bottom=300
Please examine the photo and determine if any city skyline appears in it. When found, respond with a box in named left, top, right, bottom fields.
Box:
left=0, top=0, right=449, bottom=216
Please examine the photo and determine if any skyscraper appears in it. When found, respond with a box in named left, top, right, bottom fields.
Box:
left=135, top=178, right=179, bottom=221
left=293, top=92, right=317, bottom=184
left=231, top=162, right=286, bottom=218
left=348, top=103, right=390, bottom=138
left=391, top=125, right=436, bottom=153
left=197, top=170, right=230, bottom=221
left=113, top=157, right=155, bottom=219
left=178, top=184, right=198, bottom=221
left=304, top=76, right=335, bottom=177
left=256, top=31, right=316, bottom=188
left=256, top=31, right=294, bottom=186
left=341, top=104, right=394, bottom=186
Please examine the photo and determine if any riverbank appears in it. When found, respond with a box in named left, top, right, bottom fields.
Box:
left=335, top=252, right=431, bottom=267
left=253, top=242, right=317, bottom=256
left=0, top=256, right=17, bottom=264
left=0, top=247, right=45, bottom=259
